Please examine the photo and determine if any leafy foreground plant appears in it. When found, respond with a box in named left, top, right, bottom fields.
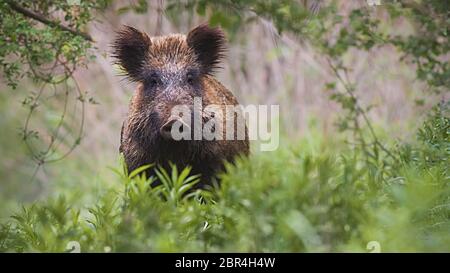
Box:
left=0, top=107, right=449, bottom=253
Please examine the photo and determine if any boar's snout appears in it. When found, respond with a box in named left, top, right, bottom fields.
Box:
left=159, top=115, right=191, bottom=140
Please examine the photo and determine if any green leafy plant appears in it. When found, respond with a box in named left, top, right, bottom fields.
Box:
left=0, top=107, right=448, bottom=252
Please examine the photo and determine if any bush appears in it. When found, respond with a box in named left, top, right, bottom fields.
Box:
left=0, top=104, right=448, bottom=253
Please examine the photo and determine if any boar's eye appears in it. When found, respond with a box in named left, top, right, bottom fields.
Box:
left=186, top=72, right=196, bottom=85
left=145, top=73, right=160, bottom=88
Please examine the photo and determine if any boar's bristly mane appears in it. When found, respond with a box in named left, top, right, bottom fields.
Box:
left=187, top=24, right=226, bottom=75
left=112, top=25, right=151, bottom=82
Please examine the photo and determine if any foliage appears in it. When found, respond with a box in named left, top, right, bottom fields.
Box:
left=399, top=101, right=449, bottom=174
left=0, top=107, right=448, bottom=252
left=0, top=0, right=109, bottom=87
left=0, top=0, right=109, bottom=168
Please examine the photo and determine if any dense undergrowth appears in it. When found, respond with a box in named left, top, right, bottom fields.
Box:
left=0, top=103, right=448, bottom=253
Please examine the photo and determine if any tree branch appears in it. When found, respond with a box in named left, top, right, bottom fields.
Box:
left=326, top=57, right=399, bottom=162
left=7, top=1, right=93, bottom=42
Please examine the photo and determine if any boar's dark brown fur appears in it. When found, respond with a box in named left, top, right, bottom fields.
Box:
left=112, top=24, right=249, bottom=188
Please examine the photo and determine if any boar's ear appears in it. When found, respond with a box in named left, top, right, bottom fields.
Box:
left=187, top=24, right=226, bottom=75
left=112, top=25, right=151, bottom=82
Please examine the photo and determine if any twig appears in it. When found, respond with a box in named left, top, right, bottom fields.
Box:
left=44, top=74, right=85, bottom=163
left=326, top=57, right=398, bottom=162
left=7, top=1, right=93, bottom=42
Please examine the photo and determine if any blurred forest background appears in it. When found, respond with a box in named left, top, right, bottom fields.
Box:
left=0, top=0, right=449, bottom=252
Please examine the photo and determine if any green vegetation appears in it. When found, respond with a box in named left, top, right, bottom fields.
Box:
left=0, top=103, right=448, bottom=252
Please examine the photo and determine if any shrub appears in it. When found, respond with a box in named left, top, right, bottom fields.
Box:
left=0, top=104, right=448, bottom=252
